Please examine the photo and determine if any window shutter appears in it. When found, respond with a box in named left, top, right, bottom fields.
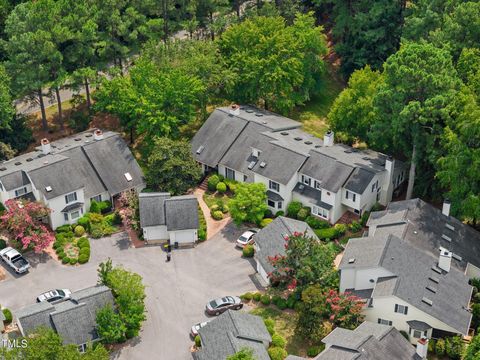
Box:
left=377, top=319, right=381, bottom=324
left=74, top=192, right=77, bottom=201
left=404, top=306, right=408, bottom=315
left=65, top=195, right=68, bottom=203
left=389, top=321, right=392, bottom=326
left=394, top=304, right=398, bottom=313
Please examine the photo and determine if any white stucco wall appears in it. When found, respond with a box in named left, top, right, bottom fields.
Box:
left=364, top=295, right=463, bottom=342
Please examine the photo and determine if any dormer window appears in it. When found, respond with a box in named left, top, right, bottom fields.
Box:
left=65, top=192, right=77, bottom=204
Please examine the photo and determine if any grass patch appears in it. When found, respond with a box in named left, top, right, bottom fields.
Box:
left=291, top=67, right=344, bottom=138
left=202, top=191, right=231, bottom=209
left=250, top=306, right=310, bottom=356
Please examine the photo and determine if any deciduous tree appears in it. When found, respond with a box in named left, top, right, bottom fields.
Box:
left=228, top=183, right=268, bottom=225
left=96, top=305, right=127, bottom=343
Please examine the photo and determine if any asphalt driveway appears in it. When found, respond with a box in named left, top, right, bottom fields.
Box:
left=0, top=223, right=261, bottom=360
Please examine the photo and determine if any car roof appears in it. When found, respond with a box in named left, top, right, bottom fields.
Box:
left=242, top=231, right=255, bottom=237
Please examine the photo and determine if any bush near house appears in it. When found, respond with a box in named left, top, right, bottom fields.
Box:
left=275, top=211, right=284, bottom=217
left=198, top=207, right=207, bottom=242
left=0, top=239, right=6, bottom=250
left=268, top=346, right=287, bottom=360
left=296, top=207, right=311, bottom=221
left=305, top=216, right=329, bottom=230
left=261, top=295, right=271, bottom=305
left=286, top=201, right=303, bottom=218
left=2, top=308, right=12, bottom=324
left=253, top=292, right=262, bottom=302
left=260, top=218, right=273, bottom=228
left=349, top=221, right=362, bottom=233
left=216, top=182, right=227, bottom=193
left=195, top=335, right=201, bottom=347
left=212, top=210, right=224, bottom=220
left=242, top=244, right=254, bottom=257
left=207, top=175, right=220, bottom=191
left=435, top=338, right=446, bottom=356
left=307, top=345, right=324, bottom=357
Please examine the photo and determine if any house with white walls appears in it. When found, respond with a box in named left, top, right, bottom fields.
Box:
left=0, top=130, right=145, bottom=229
left=339, top=233, right=473, bottom=344
left=367, top=198, right=480, bottom=279
left=191, top=105, right=407, bottom=224
left=139, top=193, right=199, bottom=246
left=316, top=321, right=423, bottom=359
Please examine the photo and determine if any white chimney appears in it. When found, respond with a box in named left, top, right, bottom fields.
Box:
left=229, top=104, right=240, bottom=116
left=442, top=199, right=451, bottom=217
left=416, top=337, right=428, bottom=359
left=323, top=130, right=334, bottom=147
left=41, top=138, right=51, bottom=155
left=438, top=247, right=452, bottom=273
left=94, top=129, right=104, bottom=141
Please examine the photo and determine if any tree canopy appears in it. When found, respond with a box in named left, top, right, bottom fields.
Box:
left=228, top=182, right=268, bottom=225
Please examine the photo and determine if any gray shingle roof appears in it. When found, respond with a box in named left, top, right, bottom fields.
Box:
left=317, top=321, right=418, bottom=360
left=368, top=198, right=480, bottom=273
left=82, top=135, right=145, bottom=195
left=266, top=190, right=284, bottom=202
left=139, top=193, right=199, bottom=231
left=407, top=320, right=432, bottom=331
left=340, top=234, right=473, bottom=335
left=15, top=285, right=114, bottom=345
left=0, top=171, right=30, bottom=191
left=194, top=310, right=271, bottom=360
left=292, top=183, right=332, bottom=209
left=344, top=167, right=376, bottom=194
left=165, top=196, right=199, bottom=231
left=61, top=202, right=84, bottom=213
left=255, top=217, right=318, bottom=275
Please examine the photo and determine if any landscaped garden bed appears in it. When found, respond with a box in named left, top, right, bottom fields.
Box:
left=202, top=174, right=236, bottom=221
left=53, top=229, right=90, bottom=265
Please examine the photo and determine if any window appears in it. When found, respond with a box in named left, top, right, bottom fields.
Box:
left=371, top=180, right=378, bottom=193
left=243, top=175, right=248, bottom=182
left=267, top=200, right=275, bottom=208
left=64, top=213, right=68, bottom=221
left=91, top=195, right=102, bottom=203
left=394, top=304, right=408, bottom=315
left=345, top=190, right=356, bottom=201
left=314, top=181, right=322, bottom=190
left=277, top=202, right=283, bottom=209
left=269, top=180, right=280, bottom=192
left=15, top=187, right=27, bottom=197
left=301, top=175, right=311, bottom=186
left=312, top=206, right=328, bottom=219
left=65, top=192, right=77, bottom=204
left=378, top=318, right=392, bottom=326
left=70, top=211, right=80, bottom=220
left=225, top=168, right=235, bottom=180
left=413, top=330, right=422, bottom=339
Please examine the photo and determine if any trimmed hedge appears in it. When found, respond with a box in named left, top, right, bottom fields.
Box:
left=56, top=224, right=72, bottom=233
left=74, top=225, right=85, bottom=237
left=314, top=227, right=338, bottom=240
left=296, top=207, right=310, bottom=221
left=78, top=254, right=89, bottom=264
left=264, top=318, right=275, bottom=336
left=77, top=216, right=90, bottom=231
left=241, top=292, right=253, bottom=301
left=260, top=218, right=273, bottom=228
left=307, top=345, right=324, bottom=357
left=260, top=294, right=271, bottom=305
left=195, top=335, right=201, bottom=347
left=2, top=308, right=12, bottom=324
left=207, top=175, right=220, bottom=191
left=271, top=334, right=286, bottom=349
left=286, top=201, right=303, bottom=218
left=275, top=211, right=284, bottom=217
left=216, top=182, right=227, bottom=193
left=306, top=216, right=329, bottom=230
left=212, top=210, right=223, bottom=220
left=242, top=244, right=254, bottom=257
left=268, top=347, right=287, bottom=360
left=253, top=292, right=262, bottom=302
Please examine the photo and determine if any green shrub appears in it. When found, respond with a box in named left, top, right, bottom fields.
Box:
left=268, top=347, right=287, bottom=360
left=216, top=182, right=227, bottom=193
left=90, top=201, right=100, bottom=213
left=74, top=225, right=85, bottom=237
left=79, top=247, right=90, bottom=257
left=242, top=244, right=254, bottom=257
left=90, top=224, right=103, bottom=238
left=349, top=221, right=363, bottom=233
left=260, top=294, right=271, bottom=305
left=77, top=237, right=90, bottom=248
left=276, top=299, right=287, bottom=310
left=207, top=175, right=220, bottom=191
left=264, top=318, right=275, bottom=335
left=98, top=200, right=112, bottom=214
left=77, top=216, right=90, bottom=231
left=2, top=308, right=12, bottom=324
left=198, top=229, right=207, bottom=242
left=297, top=207, right=310, bottom=221
left=0, top=202, right=5, bottom=215
left=271, top=334, right=286, bottom=349
left=210, top=204, right=220, bottom=215
left=241, top=292, right=253, bottom=301
left=264, top=209, right=273, bottom=218
left=62, top=257, right=70, bottom=264
left=446, top=336, right=464, bottom=360
left=428, top=339, right=436, bottom=353
left=0, top=239, right=7, bottom=250
left=212, top=210, right=223, bottom=220
left=286, top=295, right=296, bottom=309
left=435, top=338, right=445, bottom=356
left=360, top=211, right=370, bottom=226
left=371, top=202, right=383, bottom=211
left=286, top=201, right=303, bottom=218
left=314, top=227, right=338, bottom=240
left=57, top=250, right=65, bottom=259
left=253, top=292, right=262, bottom=302
left=399, top=330, right=409, bottom=340
left=306, top=216, right=329, bottom=229
left=69, top=258, right=77, bottom=265
left=195, top=335, right=201, bottom=347
left=272, top=295, right=282, bottom=306
left=260, top=218, right=273, bottom=228
left=224, top=179, right=237, bottom=192
left=88, top=212, right=104, bottom=224
left=334, top=223, right=347, bottom=236
left=307, top=345, right=324, bottom=357
left=78, top=254, right=89, bottom=264
left=275, top=211, right=284, bottom=217
left=56, top=224, right=72, bottom=233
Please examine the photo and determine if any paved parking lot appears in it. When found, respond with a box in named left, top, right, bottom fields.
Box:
left=0, top=223, right=260, bottom=360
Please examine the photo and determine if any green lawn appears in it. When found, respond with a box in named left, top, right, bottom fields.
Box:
left=291, top=67, right=344, bottom=138
left=250, top=306, right=312, bottom=357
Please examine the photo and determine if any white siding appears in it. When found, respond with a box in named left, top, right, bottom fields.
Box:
left=341, top=189, right=360, bottom=211
left=170, top=229, right=197, bottom=244
left=254, top=173, right=297, bottom=212
left=256, top=258, right=270, bottom=284
left=143, top=225, right=169, bottom=242
left=466, top=263, right=480, bottom=279
left=359, top=174, right=383, bottom=212
left=47, top=188, right=86, bottom=229
left=339, top=267, right=395, bottom=292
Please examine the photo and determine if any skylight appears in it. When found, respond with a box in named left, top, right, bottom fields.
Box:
left=45, top=186, right=52, bottom=192
left=248, top=161, right=257, bottom=170
left=426, top=285, right=437, bottom=293
left=429, top=276, right=439, bottom=284
left=452, top=253, right=462, bottom=261
left=441, top=234, right=452, bottom=242
left=445, top=223, right=455, bottom=231
left=431, top=266, right=442, bottom=274
left=124, top=172, right=133, bottom=182
left=196, top=145, right=205, bottom=154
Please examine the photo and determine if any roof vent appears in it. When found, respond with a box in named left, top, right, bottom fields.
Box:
left=344, top=150, right=352, bottom=153
left=0, top=167, right=6, bottom=171
left=245, top=109, right=254, bottom=113
left=445, top=223, right=455, bottom=231
left=441, top=234, right=452, bottom=242
left=422, top=297, right=433, bottom=306
left=229, top=104, right=240, bottom=116
left=429, top=276, right=439, bottom=283
left=15, top=162, right=21, bottom=166
left=74, top=138, right=81, bottom=141
left=52, top=145, right=57, bottom=149
left=426, top=285, right=437, bottom=293
left=124, top=172, right=133, bottom=182
left=260, top=162, right=266, bottom=168
left=26, top=158, right=33, bottom=162
left=248, top=161, right=257, bottom=170
left=45, top=186, right=52, bottom=192
left=64, top=144, right=70, bottom=148
left=85, top=134, right=93, bottom=138
left=255, top=113, right=263, bottom=117
left=196, top=145, right=205, bottom=154
left=280, top=132, right=288, bottom=136
left=314, top=145, right=321, bottom=148
left=294, top=137, right=302, bottom=141
left=452, top=253, right=462, bottom=261
left=431, top=266, right=442, bottom=274
left=348, top=258, right=355, bottom=264
left=304, top=141, right=313, bottom=145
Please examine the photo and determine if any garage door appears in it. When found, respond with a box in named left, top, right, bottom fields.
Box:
left=175, top=231, right=195, bottom=244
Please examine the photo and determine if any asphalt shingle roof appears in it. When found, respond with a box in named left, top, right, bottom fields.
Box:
left=139, top=193, right=199, bottom=231
left=317, top=321, right=418, bottom=360
left=344, top=167, right=376, bottom=194
left=368, top=198, right=480, bottom=273
left=255, top=217, right=318, bottom=275
left=0, top=171, right=30, bottom=191
left=194, top=310, right=271, bottom=360
left=340, top=234, right=473, bottom=334
left=15, top=285, right=114, bottom=345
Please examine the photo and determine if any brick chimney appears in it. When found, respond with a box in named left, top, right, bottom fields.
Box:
left=94, top=129, right=104, bottom=141
left=229, top=104, right=240, bottom=116
left=416, top=337, right=428, bottom=359
left=41, top=138, right=51, bottom=155
left=442, top=199, right=451, bottom=217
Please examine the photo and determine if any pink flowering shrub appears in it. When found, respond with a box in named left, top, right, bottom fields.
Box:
left=0, top=199, right=54, bottom=252
left=118, top=190, right=140, bottom=231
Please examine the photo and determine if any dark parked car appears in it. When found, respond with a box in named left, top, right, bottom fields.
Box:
left=205, top=296, right=243, bottom=316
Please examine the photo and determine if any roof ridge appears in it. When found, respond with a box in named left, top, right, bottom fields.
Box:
left=378, top=234, right=394, bottom=266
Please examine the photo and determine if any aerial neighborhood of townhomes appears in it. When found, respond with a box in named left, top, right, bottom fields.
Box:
left=0, top=1, right=479, bottom=360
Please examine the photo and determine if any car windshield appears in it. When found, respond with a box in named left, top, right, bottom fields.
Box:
left=57, top=290, right=65, bottom=296
left=226, top=296, right=234, bottom=303
left=238, top=236, right=248, bottom=242
left=209, top=300, right=218, bottom=308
